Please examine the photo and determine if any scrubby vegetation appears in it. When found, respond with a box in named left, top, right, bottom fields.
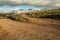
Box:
left=26, top=9, right=60, bottom=19
left=0, top=8, right=60, bottom=22
left=0, top=13, right=29, bottom=22
left=7, top=14, right=29, bottom=22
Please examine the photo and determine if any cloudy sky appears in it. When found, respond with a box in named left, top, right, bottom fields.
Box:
left=0, top=0, right=60, bottom=7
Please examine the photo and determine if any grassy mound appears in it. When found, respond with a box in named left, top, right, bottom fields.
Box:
left=7, top=14, right=29, bottom=22
left=0, top=14, right=29, bottom=22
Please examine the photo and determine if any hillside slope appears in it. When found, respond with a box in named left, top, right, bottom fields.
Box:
left=0, top=18, right=60, bottom=40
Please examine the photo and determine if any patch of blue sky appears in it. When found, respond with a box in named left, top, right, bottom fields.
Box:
left=0, top=5, right=53, bottom=10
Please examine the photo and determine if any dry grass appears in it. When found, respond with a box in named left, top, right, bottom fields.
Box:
left=0, top=18, right=60, bottom=40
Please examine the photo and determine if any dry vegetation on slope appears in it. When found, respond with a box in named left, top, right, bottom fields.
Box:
left=24, top=8, right=60, bottom=19
left=0, top=9, right=60, bottom=40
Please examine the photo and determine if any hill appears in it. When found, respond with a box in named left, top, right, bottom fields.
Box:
left=0, top=8, right=60, bottom=40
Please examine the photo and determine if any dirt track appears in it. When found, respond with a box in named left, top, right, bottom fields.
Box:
left=0, top=18, right=60, bottom=40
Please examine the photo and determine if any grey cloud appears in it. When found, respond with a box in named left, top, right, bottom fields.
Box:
left=0, top=0, right=60, bottom=7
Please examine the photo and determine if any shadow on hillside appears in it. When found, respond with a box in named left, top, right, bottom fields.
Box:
left=26, top=13, right=60, bottom=20
left=40, top=14, right=60, bottom=20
